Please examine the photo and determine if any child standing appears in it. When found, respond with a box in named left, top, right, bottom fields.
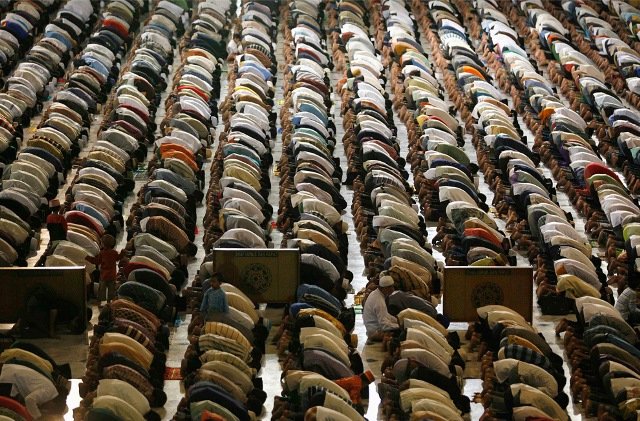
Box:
left=46, top=199, right=67, bottom=245
left=200, top=273, right=229, bottom=319
left=85, top=234, right=123, bottom=306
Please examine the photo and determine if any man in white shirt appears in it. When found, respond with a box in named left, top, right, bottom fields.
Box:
left=0, top=363, right=60, bottom=418
left=363, top=275, right=399, bottom=343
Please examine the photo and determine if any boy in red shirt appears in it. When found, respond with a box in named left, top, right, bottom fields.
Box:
left=85, top=234, right=123, bottom=305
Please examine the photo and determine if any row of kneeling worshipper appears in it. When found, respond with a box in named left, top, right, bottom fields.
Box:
left=528, top=164, right=624, bottom=307
left=272, top=285, right=368, bottom=420
left=408, top=0, right=616, bottom=312
left=333, top=0, right=439, bottom=303
left=119, top=0, right=235, bottom=316
left=555, top=1, right=640, bottom=231
left=0, top=0, right=63, bottom=86
left=0, top=0, right=98, bottom=267
left=0, top=0, right=95, bottom=152
left=75, top=299, right=170, bottom=421
left=446, top=0, right=615, bottom=310
left=349, top=0, right=447, bottom=340
left=170, top=1, right=274, bottom=420
left=509, top=0, right=609, bottom=158
left=608, top=184, right=640, bottom=300
left=557, top=296, right=640, bottom=420
left=35, top=0, right=149, bottom=273
left=556, top=0, right=640, bottom=104
left=514, top=0, right=640, bottom=194
left=414, top=0, right=510, bottom=259
left=178, top=265, right=269, bottom=420
left=40, top=0, right=192, bottom=312
left=268, top=6, right=377, bottom=420
left=499, top=0, right=640, bottom=305
left=70, top=0, right=191, bottom=420
left=442, top=0, right=555, bottom=233
left=604, top=0, right=640, bottom=53
left=0, top=342, right=72, bottom=419
left=384, top=0, right=515, bottom=270
left=549, top=0, right=640, bottom=318
left=501, top=0, right=622, bottom=207
left=543, top=0, right=640, bottom=107
left=274, top=5, right=364, bottom=407
left=199, top=0, right=277, bottom=254
left=469, top=305, right=570, bottom=421
left=276, top=0, right=353, bottom=299
left=186, top=0, right=276, bottom=300
left=551, top=0, right=640, bottom=177
left=374, top=294, right=470, bottom=420
left=464, top=0, right=611, bottom=310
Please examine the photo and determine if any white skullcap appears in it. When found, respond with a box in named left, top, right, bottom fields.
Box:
left=379, top=275, right=394, bottom=288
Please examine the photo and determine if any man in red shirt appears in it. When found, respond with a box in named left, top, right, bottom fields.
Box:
left=85, top=234, right=123, bottom=305
left=46, top=200, right=67, bottom=244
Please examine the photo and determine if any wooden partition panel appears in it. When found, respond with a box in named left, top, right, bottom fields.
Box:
left=443, top=266, right=533, bottom=322
left=211, top=249, right=300, bottom=303
left=0, top=266, right=86, bottom=330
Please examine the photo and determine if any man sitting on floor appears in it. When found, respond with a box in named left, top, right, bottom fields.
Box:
left=363, top=275, right=398, bottom=343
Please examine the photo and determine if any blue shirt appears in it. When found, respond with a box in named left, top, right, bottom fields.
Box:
left=200, top=288, right=228, bottom=315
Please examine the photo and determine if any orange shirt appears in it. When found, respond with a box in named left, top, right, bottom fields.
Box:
left=86, top=249, right=121, bottom=281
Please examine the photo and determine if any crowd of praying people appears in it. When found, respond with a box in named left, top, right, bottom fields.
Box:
left=0, top=0, right=637, bottom=419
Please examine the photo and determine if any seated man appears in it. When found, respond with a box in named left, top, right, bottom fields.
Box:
left=362, top=275, right=398, bottom=343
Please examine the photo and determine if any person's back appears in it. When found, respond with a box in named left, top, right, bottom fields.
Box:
left=0, top=363, right=59, bottom=418
left=615, top=286, right=640, bottom=323
left=386, top=290, right=437, bottom=317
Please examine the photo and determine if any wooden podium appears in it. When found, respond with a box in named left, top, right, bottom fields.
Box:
left=0, top=266, right=86, bottom=329
left=443, top=266, right=533, bottom=322
left=211, top=248, right=300, bottom=303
